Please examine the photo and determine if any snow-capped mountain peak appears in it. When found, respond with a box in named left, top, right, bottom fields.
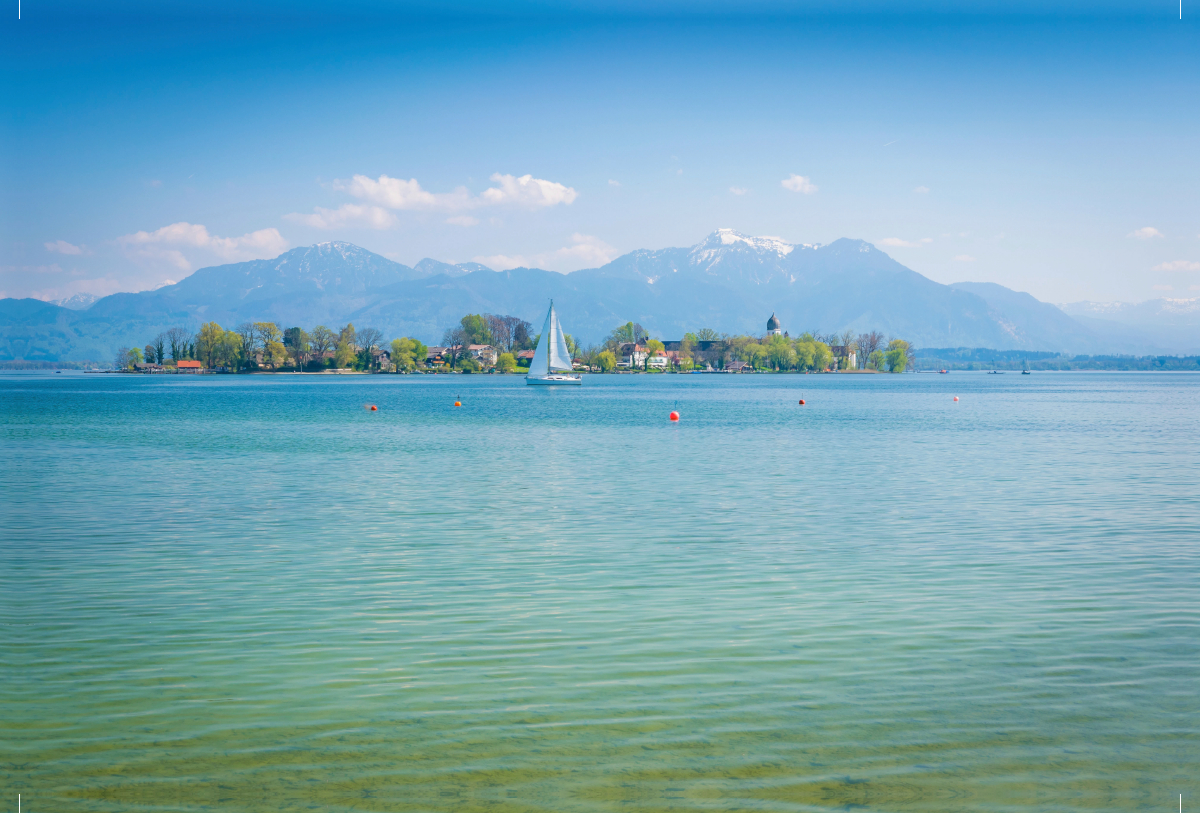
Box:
left=699, top=228, right=797, bottom=256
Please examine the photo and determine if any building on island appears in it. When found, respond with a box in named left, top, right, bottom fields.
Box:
left=176, top=360, right=202, bottom=373
left=767, top=312, right=782, bottom=336
left=830, top=346, right=857, bottom=370
left=467, top=344, right=498, bottom=367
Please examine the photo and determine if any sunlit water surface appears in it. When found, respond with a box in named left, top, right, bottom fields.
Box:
left=2, top=372, right=1197, bottom=813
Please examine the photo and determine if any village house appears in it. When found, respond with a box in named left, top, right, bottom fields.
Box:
left=830, top=346, right=857, bottom=370
left=467, top=344, right=497, bottom=367
left=134, top=363, right=166, bottom=373
left=370, top=347, right=391, bottom=369
left=176, top=360, right=203, bottom=373
left=425, top=347, right=450, bottom=368
left=516, top=349, right=536, bottom=367
left=617, top=342, right=647, bottom=368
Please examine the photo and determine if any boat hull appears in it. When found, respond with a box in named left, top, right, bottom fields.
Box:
left=526, top=374, right=582, bottom=385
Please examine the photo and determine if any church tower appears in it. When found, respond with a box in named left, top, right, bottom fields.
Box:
left=766, top=312, right=782, bottom=336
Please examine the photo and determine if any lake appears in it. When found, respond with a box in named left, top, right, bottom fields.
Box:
left=2, top=371, right=1197, bottom=812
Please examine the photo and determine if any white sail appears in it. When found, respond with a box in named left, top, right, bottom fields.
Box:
left=526, top=307, right=552, bottom=377
left=526, top=302, right=580, bottom=384
left=549, top=307, right=573, bottom=372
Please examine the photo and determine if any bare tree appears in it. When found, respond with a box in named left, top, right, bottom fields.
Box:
left=508, top=317, right=533, bottom=350
left=857, top=331, right=885, bottom=368
left=357, top=327, right=383, bottom=369
left=442, top=325, right=469, bottom=366
left=484, top=314, right=512, bottom=352
left=152, top=333, right=166, bottom=364
left=165, top=326, right=192, bottom=361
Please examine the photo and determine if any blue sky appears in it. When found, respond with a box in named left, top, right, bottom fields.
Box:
left=2, top=1, right=1197, bottom=304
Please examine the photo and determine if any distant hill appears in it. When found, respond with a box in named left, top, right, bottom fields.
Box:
left=2, top=231, right=1191, bottom=362
left=1059, top=297, right=1200, bottom=354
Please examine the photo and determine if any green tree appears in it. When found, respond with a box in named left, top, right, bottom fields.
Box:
left=263, top=340, right=287, bottom=369
left=812, top=341, right=833, bottom=371
left=459, top=314, right=493, bottom=346
left=284, top=327, right=310, bottom=370
left=496, top=352, right=517, bottom=373
left=695, top=328, right=721, bottom=341
left=151, top=334, right=166, bottom=364
left=390, top=337, right=428, bottom=372
left=868, top=349, right=885, bottom=370
left=457, top=356, right=480, bottom=373
left=115, top=346, right=142, bottom=370
left=335, top=341, right=356, bottom=369
left=885, top=339, right=909, bottom=373
left=196, top=322, right=225, bottom=369
left=218, top=329, right=241, bottom=370
left=596, top=350, right=617, bottom=372
left=645, top=338, right=665, bottom=371
left=767, top=334, right=795, bottom=370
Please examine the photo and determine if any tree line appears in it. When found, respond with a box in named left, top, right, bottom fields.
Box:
left=563, top=323, right=911, bottom=372
left=116, top=321, right=423, bottom=372
left=114, top=314, right=911, bottom=374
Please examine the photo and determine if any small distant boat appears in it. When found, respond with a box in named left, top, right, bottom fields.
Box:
left=1022, top=370, right=1031, bottom=375
left=939, top=369, right=949, bottom=374
left=526, top=301, right=582, bottom=386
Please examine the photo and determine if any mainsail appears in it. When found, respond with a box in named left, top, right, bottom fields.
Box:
left=528, top=302, right=574, bottom=376
left=549, top=307, right=573, bottom=372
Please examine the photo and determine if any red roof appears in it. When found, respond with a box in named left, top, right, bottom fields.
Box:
left=176, top=360, right=202, bottom=368
left=516, top=350, right=536, bottom=359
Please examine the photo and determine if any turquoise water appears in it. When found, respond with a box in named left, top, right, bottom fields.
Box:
left=2, top=372, right=1197, bottom=812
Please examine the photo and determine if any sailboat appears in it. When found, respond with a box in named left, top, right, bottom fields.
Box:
left=526, top=301, right=582, bottom=385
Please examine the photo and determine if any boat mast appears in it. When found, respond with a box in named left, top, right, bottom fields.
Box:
left=548, top=301, right=553, bottom=375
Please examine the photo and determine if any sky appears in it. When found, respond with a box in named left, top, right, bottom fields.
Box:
left=2, top=0, right=1198, bottom=305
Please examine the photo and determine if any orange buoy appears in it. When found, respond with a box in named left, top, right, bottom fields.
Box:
left=369, top=404, right=378, bottom=411
left=953, top=396, right=959, bottom=401
left=799, top=399, right=805, bottom=405
left=454, top=401, right=462, bottom=407
left=669, top=411, right=679, bottom=421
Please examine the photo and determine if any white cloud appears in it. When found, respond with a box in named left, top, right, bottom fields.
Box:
left=334, top=174, right=473, bottom=212
left=473, top=234, right=617, bottom=273
left=1129, top=226, right=1164, bottom=240
left=914, top=186, right=930, bottom=194
left=953, top=254, right=976, bottom=262
left=479, top=173, right=578, bottom=207
left=1152, top=260, right=1200, bottom=272
left=325, top=172, right=577, bottom=216
left=285, top=204, right=397, bottom=230
left=45, top=240, right=83, bottom=255
left=446, top=216, right=479, bottom=227
left=730, top=187, right=749, bottom=196
left=117, top=222, right=288, bottom=271
left=781, top=174, right=818, bottom=194
left=608, top=179, right=621, bottom=187
left=879, top=237, right=933, bottom=248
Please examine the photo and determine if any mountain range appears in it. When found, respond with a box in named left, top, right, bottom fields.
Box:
left=3, top=229, right=1197, bottom=362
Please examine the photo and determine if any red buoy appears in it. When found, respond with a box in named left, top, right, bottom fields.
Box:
left=669, top=411, right=679, bottom=421
left=369, top=404, right=378, bottom=411
left=953, top=396, right=959, bottom=402
left=799, top=399, right=806, bottom=405
left=454, top=401, right=462, bottom=407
